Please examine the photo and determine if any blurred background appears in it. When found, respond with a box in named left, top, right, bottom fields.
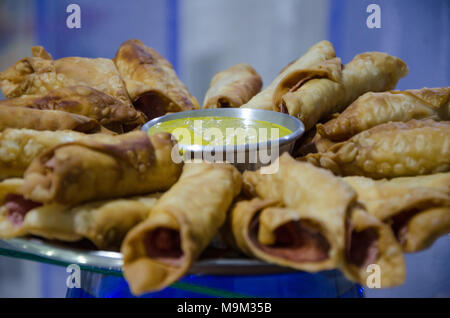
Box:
left=0, top=0, right=448, bottom=297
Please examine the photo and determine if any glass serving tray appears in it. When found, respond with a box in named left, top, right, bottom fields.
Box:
left=0, top=237, right=292, bottom=276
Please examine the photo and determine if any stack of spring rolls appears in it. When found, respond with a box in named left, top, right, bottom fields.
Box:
left=227, top=153, right=449, bottom=289
left=0, top=40, right=204, bottom=258
left=0, top=39, right=449, bottom=296
left=0, top=39, right=199, bottom=134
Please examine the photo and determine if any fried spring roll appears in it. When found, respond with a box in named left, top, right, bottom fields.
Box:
left=0, top=46, right=132, bottom=107
left=0, top=178, right=161, bottom=250
left=114, top=39, right=200, bottom=120
left=343, top=174, right=450, bottom=252
left=318, top=87, right=450, bottom=141
left=22, top=131, right=182, bottom=205
left=230, top=199, right=337, bottom=272
left=0, top=86, right=142, bottom=133
left=121, top=162, right=242, bottom=294
left=279, top=52, right=408, bottom=130
left=0, top=128, right=96, bottom=180
left=239, top=153, right=356, bottom=271
left=203, top=63, right=262, bottom=108
left=240, top=40, right=336, bottom=111
left=342, top=205, right=405, bottom=287
left=0, top=46, right=55, bottom=98
left=401, top=207, right=450, bottom=253
left=0, top=105, right=103, bottom=133
left=304, top=120, right=450, bottom=178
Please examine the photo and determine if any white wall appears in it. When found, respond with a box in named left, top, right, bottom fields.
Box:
left=179, top=0, right=329, bottom=102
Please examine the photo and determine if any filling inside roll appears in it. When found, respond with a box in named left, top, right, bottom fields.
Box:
left=217, top=98, right=231, bottom=108
left=144, top=227, right=184, bottom=266
left=134, top=92, right=169, bottom=120
left=249, top=214, right=330, bottom=262
left=346, top=221, right=379, bottom=268
left=278, top=75, right=320, bottom=114
left=389, top=208, right=421, bottom=246
left=4, top=194, right=42, bottom=227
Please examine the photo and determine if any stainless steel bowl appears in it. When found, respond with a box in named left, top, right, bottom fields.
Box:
left=142, top=108, right=304, bottom=171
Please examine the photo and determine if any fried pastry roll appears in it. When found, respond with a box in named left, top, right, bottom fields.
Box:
left=0, top=86, right=142, bottom=133
left=121, top=162, right=242, bottom=294
left=304, top=120, right=450, bottom=178
left=238, top=153, right=356, bottom=271
left=22, top=131, right=182, bottom=205
left=0, top=46, right=55, bottom=98
left=0, top=178, right=161, bottom=250
left=279, top=52, right=408, bottom=130
left=114, top=39, right=200, bottom=120
left=400, top=207, right=450, bottom=253
left=342, top=205, right=405, bottom=287
left=0, top=105, right=103, bottom=133
left=0, top=46, right=131, bottom=106
left=240, top=40, right=336, bottom=111
left=318, top=87, right=450, bottom=141
left=343, top=174, right=450, bottom=252
left=203, top=63, right=262, bottom=108
left=0, top=128, right=93, bottom=180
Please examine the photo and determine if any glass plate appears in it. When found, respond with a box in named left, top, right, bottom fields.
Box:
left=0, top=237, right=292, bottom=276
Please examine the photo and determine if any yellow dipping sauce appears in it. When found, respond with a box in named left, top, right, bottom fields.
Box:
left=147, top=116, right=292, bottom=147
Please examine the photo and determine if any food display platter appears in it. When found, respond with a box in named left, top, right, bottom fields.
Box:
left=0, top=238, right=292, bottom=276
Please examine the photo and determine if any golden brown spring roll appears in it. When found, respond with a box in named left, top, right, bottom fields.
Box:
left=0, top=46, right=132, bottom=107
left=304, top=120, right=450, bottom=178
left=401, top=207, right=450, bottom=253
left=203, top=63, right=262, bottom=108
left=241, top=40, right=336, bottom=111
left=122, top=162, right=242, bottom=294
left=0, top=105, right=103, bottom=133
left=279, top=52, right=409, bottom=130
left=239, top=153, right=356, bottom=271
left=0, top=178, right=161, bottom=250
left=22, top=131, right=182, bottom=205
left=343, top=174, right=450, bottom=252
left=318, top=87, right=450, bottom=141
left=0, top=128, right=95, bottom=180
left=229, top=199, right=336, bottom=272
left=0, top=46, right=55, bottom=98
left=342, top=205, right=405, bottom=288
left=0, top=86, right=142, bottom=133
left=114, top=39, right=200, bottom=120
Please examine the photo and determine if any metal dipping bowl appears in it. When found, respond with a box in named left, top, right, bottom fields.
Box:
left=142, top=108, right=305, bottom=171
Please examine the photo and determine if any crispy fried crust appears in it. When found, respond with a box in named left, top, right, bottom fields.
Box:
left=318, top=87, right=450, bottom=141
left=122, top=162, right=242, bottom=294
left=0, top=178, right=161, bottom=250
left=0, top=105, right=103, bottom=133
left=341, top=205, right=405, bottom=288
left=280, top=52, right=408, bottom=130
left=0, top=46, right=132, bottom=106
left=241, top=40, right=336, bottom=111
left=203, top=63, right=262, bottom=108
left=238, top=153, right=356, bottom=271
left=304, top=120, right=450, bottom=178
left=0, top=86, right=142, bottom=132
left=0, top=128, right=95, bottom=180
left=22, top=131, right=182, bottom=205
left=114, top=39, right=199, bottom=120
left=343, top=174, right=450, bottom=252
